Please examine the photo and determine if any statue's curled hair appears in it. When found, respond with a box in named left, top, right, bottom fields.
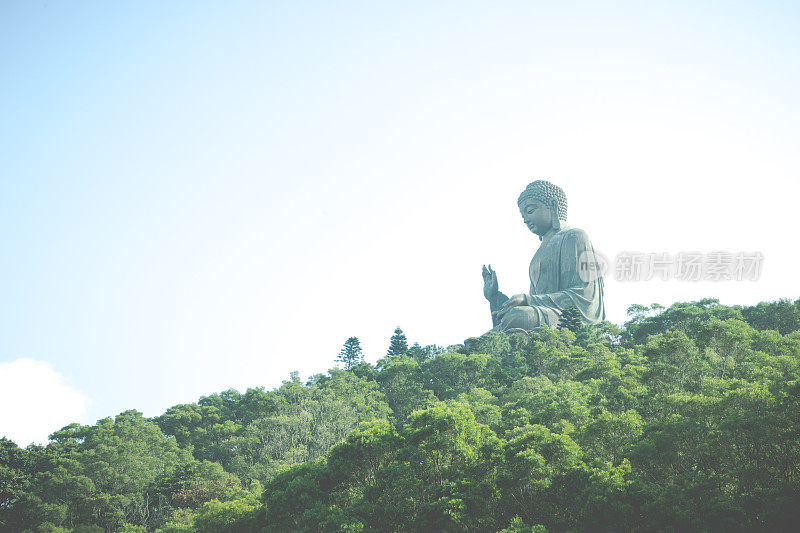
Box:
left=517, top=180, right=568, bottom=221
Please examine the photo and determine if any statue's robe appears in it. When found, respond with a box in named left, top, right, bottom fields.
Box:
left=490, top=226, right=605, bottom=331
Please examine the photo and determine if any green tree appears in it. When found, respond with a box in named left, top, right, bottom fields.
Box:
left=741, top=297, right=800, bottom=335
left=422, top=352, right=496, bottom=400
left=337, top=336, right=363, bottom=370
left=0, top=438, right=37, bottom=531
left=376, top=355, right=436, bottom=423
left=558, top=305, right=584, bottom=334
left=14, top=411, right=201, bottom=531
left=193, top=497, right=260, bottom=533
left=407, top=342, right=445, bottom=364
left=387, top=327, right=409, bottom=357
left=7, top=296, right=800, bottom=533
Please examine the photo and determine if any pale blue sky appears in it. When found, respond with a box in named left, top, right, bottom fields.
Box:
left=2, top=1, right=799, bottom=444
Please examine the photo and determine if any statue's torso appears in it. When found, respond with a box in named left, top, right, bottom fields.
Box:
left=529, top=228, right=570, bottom=295
left=524, top=226, right=606, bottom=325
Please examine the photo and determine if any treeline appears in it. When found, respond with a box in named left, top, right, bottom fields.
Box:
left=2, top=298, right=800, bottom=532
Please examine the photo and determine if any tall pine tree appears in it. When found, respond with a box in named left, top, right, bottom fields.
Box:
left=387, top=327, right=409, bottom=357
left=337, top=337, right=363, bottom=370
left=558, top=305, right=584, bottom=334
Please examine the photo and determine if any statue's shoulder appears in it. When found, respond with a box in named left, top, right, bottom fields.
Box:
left=561, top=227, right=589, bottom=238
left=559, top=227, right=594, bottom=245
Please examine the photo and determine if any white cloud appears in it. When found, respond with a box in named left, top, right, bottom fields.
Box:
left=0, top=359, right=90, bottom=446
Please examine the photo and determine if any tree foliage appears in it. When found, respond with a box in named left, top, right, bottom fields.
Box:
left=386, top=327, right=409, bottom=357
left=557, top=304, right=583, bottom=334
left=337, top=337, right=363, bottom=370
left=2, top=298, right=800, bottom=531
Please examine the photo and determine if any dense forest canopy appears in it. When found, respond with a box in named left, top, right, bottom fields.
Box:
left=2, top=298, right=800, bottom=532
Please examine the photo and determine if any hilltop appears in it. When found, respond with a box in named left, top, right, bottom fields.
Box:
left=2, top=298, right=800, bottom=532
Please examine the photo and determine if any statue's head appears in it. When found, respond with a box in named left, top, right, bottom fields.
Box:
left=517, top=180, right=568, bottom=237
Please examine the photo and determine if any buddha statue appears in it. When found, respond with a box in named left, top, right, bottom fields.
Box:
left=482, top=180, right=605, bottom=332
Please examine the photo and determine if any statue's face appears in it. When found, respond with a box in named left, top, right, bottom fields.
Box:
left=519, top=198, right=552, bottom=236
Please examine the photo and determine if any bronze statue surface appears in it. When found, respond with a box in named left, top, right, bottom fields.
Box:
left=483, top=180, right=605, bottom=332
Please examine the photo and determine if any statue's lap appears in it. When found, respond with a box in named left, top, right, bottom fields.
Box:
left=495, top=305, right=560, bottom=332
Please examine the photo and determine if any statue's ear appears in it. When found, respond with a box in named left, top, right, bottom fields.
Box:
left=550, top=199, right=561, bottom=230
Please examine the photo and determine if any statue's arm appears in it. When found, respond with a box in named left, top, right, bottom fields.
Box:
left=483, top=265, right=510, bottom=327
left=489, top=291, right=510, bottom=328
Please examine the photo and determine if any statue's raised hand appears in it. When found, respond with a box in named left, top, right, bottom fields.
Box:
left=482, top=264, right=499, bottom=301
